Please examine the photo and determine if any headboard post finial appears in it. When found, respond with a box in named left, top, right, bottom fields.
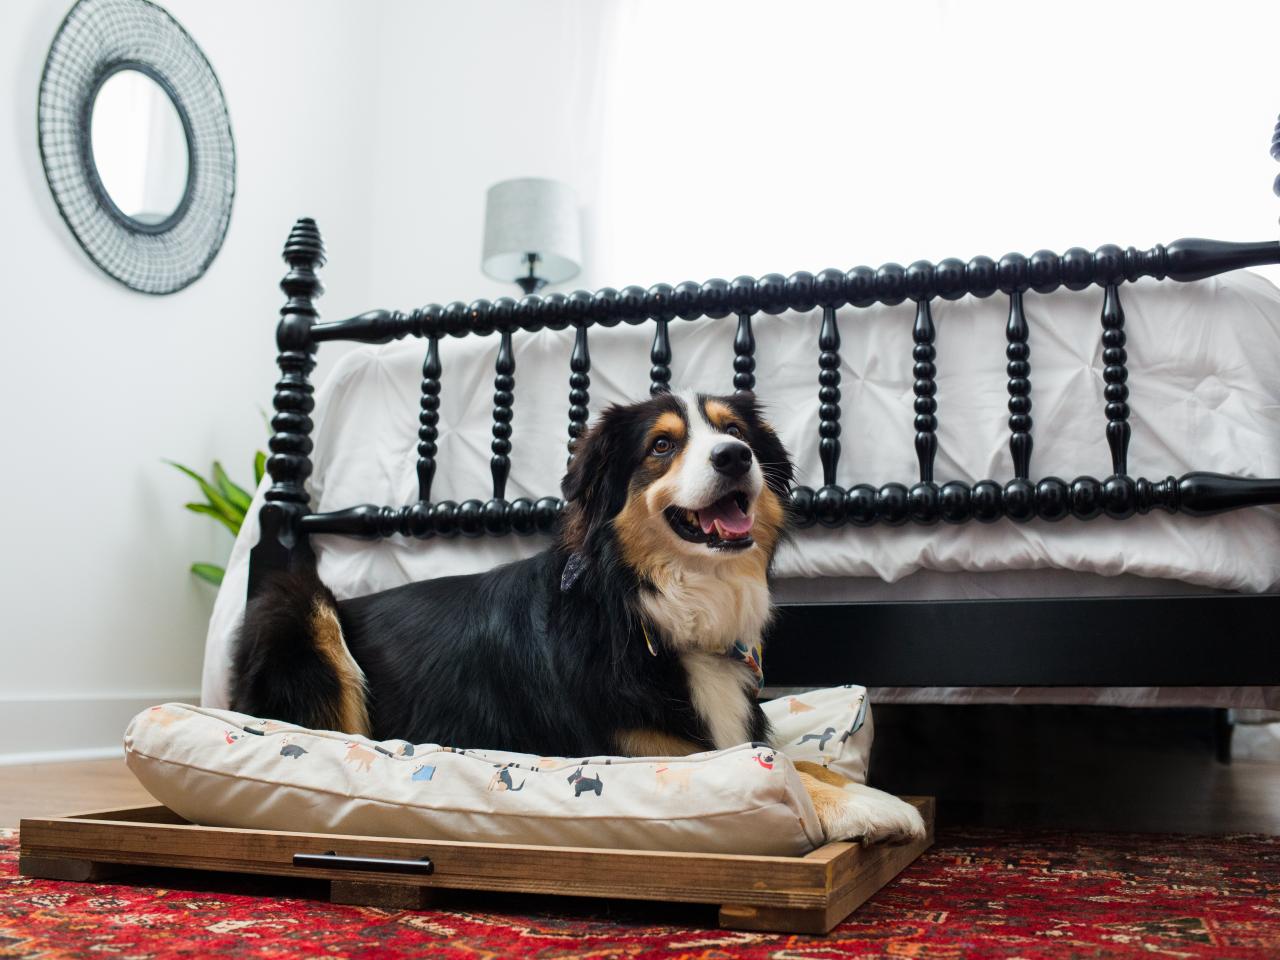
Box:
left=248, top=217, right=326, bottom=597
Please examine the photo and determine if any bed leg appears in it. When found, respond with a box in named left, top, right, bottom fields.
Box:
left=1214, top=708, right=1234, bottom=764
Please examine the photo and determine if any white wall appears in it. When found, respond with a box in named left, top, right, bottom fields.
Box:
left=0, top=0, right=384, bottom=762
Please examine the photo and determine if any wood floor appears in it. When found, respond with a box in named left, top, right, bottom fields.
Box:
left=3, top=707, right=1278, bottom=834
left=1, top=757, right=152, bottom=828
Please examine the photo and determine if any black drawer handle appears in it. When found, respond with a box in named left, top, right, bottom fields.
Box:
left=293, top=850, right=435, bottom=875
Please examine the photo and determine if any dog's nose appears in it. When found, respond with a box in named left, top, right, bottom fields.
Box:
left=710, top=441, right=752, bottom=478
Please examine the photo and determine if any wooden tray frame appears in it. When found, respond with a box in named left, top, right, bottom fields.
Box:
left=19, top=798, right=933, bottom=934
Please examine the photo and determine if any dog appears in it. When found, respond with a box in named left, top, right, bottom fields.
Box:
left=231, top=390, right=924, bottom=844
left=567, top=767, right=604, bottom=797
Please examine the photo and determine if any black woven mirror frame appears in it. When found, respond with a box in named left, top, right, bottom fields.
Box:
left=37, top=0, right=236, bottom=295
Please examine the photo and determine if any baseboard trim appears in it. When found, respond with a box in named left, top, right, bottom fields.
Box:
left=0, top=692, right=199, bottom=765
left=0, top=746, right=125, bottom=767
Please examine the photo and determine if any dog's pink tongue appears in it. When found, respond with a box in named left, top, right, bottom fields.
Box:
left=698, top=495, right=753, bottom=537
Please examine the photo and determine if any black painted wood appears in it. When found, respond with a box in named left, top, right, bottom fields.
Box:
left=567, top=325, right=590, bottom=462
left=490, top=330, right=515, bottom=501
left=1101, top=283, right=1131, bottom=478
left=1007, top=290, right=1032, bottom=479
left=733, top=312, right=756, bottom=393
left=649, top=318, right=671, bottom=395
left=308, top=239, right=1280, bottom=343
left=912, top=298, right=938, bottom=482
left=803, top=305, right=845, bottom=529
left=765, top=596, right=1280, bottom=687
left=247, top=217, right=324, bottom=597
left=817, top=306, right=842, bottom=480
left=417, top=335, right=441, bottom=504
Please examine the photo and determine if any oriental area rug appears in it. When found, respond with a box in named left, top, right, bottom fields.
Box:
left=2, top=828, right=1277, bottom=959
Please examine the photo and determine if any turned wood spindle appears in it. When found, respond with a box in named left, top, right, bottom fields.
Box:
left=265, top=218, right=325, bottom=508
left=733, top=313, right=756, bottom=393
left=417, top=335, right=442, bottom=502
left=650, top=319, right=672, bottom=395
left=817, top=306, right=842, bottom=487
left=248, top=217, right=326, bottom=597
left=913, top=299, right=938, bottom=482
left=567, top=325, right=590, bottom=462
left=1006, top=291, right=1032, bottom=479
left=1101, top=284, right=1130, bottom=475
left=490, top=330, right=515, bottom=499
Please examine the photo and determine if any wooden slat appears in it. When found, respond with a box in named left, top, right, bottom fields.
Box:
left=20, top=797, right=935, bottom=930
left=720, top=797, right=934, bottom=933
left=20, top=812, right=830, bottom=908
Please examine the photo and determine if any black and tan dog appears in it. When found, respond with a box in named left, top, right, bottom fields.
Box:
left=231, top=391, right=924, bottom=843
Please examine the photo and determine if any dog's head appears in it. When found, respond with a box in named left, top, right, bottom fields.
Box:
left=560, top=390, right=793, bottom=579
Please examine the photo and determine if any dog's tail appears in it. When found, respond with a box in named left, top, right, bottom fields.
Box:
left=229, top=569, right=370, bottom=736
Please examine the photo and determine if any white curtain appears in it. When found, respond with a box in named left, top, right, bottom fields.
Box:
left=584, top=0, right=1280, bottom=290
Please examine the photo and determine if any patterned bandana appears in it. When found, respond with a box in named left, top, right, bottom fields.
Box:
left=729, top=639, right=765, bottom=695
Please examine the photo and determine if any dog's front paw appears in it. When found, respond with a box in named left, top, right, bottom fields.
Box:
left=819, top=782, right=926, bottom=845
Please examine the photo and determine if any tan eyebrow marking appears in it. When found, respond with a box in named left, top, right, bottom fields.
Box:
left=703, top=399, right=738, bottom=432
left=645, top=411, right=687, bottom=447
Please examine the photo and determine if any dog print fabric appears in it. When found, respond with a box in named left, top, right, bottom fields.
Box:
left=124, top=692, right=867, bottom=854
left=125, top=701, right=859, bottom=856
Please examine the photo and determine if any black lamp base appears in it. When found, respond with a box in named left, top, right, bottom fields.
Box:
left=515, top=252, right=547, bottom=296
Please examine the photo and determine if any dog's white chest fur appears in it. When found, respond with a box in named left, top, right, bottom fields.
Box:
left=639, top=564, right=770, bottom=750
left=638, top=564, right=771, bottom=653
left=680, top=651, right=755, bottom=749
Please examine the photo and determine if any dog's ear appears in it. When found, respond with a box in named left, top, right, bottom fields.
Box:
left=560, top=403, right=638, bottom=547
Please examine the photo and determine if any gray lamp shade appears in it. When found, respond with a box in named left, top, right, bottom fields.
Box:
left=481, top=178, right=581, bottom=287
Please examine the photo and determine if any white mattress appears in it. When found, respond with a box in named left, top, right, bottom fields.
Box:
left=202, top=271, right=1280, bottom=709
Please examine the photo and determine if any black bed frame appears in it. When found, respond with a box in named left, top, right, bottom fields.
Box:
left=247, top=218, right=1280, bottom=690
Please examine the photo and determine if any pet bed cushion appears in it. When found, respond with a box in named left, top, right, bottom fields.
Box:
left=124, top=689, right=870, bottom=856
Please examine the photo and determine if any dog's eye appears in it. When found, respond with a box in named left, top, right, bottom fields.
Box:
left=725, top=424, right=743, bottom=439
left=651, top=437, right=675, bottom=456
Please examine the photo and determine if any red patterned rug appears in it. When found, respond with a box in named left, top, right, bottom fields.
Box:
left=3, top=828, right=1278, bottom=959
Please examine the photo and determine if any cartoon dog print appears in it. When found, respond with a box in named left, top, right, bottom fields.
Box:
left=487, top=763, right=526, bottom=792
left=751, top=748, right=776, bottom=771
left=279, top=736, right=308, bottom=760
left=653, top=765, right=692, bottom=791
left=223, top=730, right=242, bottom=745
left=344, top=742, right=377, bottom=773
left=796, top=726, right=837, bottom=751
left=567, top=767, right=603, bottom=797
left=147, top=706, right=182, bottom=727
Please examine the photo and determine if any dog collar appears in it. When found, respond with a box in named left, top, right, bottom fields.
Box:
left=636, top=618, right=763, bottom=694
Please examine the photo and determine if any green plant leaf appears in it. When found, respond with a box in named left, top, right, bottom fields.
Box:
left=166, top=460, right=245, bottom=527
left=185, top=502, right=241, bottom=536
left=254, top=450, right=267, bottom=486
left=213, top=461, right=253, bottom=512
left=191, top=562, right=225, bottom=586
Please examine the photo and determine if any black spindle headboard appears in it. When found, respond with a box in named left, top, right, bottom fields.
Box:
left=246, top=221, right=1280, bottom=690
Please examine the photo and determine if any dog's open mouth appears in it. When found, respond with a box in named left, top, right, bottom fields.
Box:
left=665, top=491, right=754, bottom=550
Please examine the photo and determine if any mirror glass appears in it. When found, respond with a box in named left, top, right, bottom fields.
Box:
left=89, top=69, right=189, bottom=225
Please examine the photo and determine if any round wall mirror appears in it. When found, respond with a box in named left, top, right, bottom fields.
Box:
left=89, top=67, right=192, bottom=229
left=38, top=0, right=235, bottom=294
